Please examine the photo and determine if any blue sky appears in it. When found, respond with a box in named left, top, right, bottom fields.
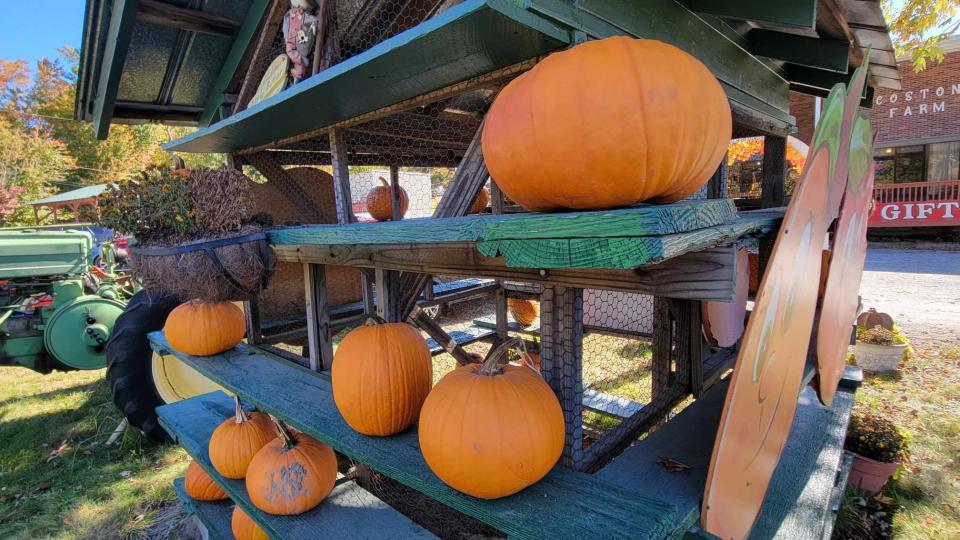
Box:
left=0, top=1, right=84, bottom=66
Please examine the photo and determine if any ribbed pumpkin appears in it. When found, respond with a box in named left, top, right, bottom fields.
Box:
left=231, top=506, right=270, bottom=540
left=184, top=460, right=227, bottom=501
left=507, top=298, right=539, bottom=327
left=366, top=177, right=409, bottom=221
left=482, top=36, right=731, bottom=211
left=419, top=339, right=564, bottom=499
left=857, top=308, right=894, bottom=330
left=246, top=419, right=337, bottom=515
left=469, top=187, right=490, bottom=214
left=332, top=317, right=432, bottom=436
left=164, top=300, right=245, bottom=356
left=208, top=396, right=275, bottom=479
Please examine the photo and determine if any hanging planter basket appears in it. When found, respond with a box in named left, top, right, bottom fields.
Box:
left=129, top=230, right=275, bottom=302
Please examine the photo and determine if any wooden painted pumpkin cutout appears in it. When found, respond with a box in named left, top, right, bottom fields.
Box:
left=701, top=54, right=872, bottom=538
left=702, top=247, right=749, bottom=348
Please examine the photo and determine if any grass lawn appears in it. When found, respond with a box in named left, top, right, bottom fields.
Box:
left=835, top=340, right=960, bottom=539
left=0, top=366, right=193, bottom=539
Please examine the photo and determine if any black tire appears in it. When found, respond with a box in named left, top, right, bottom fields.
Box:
left=106, top=290, right=181, bottom=442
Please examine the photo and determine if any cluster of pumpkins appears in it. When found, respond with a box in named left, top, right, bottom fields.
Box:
left=183, top=396, right=335, bottom=540
left=332, top=315, right=561, bottom=499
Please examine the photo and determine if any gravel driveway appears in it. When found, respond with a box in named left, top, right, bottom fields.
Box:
left=859, top=246, right=960, bottom=343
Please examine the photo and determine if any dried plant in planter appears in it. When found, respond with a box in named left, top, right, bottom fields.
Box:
left=99, top=166, right=274, bottom=302
left=845, top=412, right=911, bottom=464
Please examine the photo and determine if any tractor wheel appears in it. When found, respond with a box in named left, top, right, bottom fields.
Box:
left=106, top=291, right=182, bottom=442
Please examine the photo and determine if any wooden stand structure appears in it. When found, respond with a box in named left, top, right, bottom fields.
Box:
left=78, top=0, right=900, bottom=538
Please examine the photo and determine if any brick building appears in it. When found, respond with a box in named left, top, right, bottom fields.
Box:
left=792, top=36, right=960, bottom=228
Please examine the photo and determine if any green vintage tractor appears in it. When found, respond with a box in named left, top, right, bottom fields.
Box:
left=0, top=228, right=219, bottom=440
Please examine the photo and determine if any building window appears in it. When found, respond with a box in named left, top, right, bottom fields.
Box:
left=873, top=144, right=941, bottom=183
left=926, top=141, right=960, bottom=181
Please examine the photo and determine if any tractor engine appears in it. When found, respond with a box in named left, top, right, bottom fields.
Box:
left=0, top=229, right=129, bottom=373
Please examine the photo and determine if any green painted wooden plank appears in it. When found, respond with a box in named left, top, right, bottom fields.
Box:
left=157, top=392, right=436, bottom=540
left=748, top=29, right=849, bottom=74
left=173, top=478, right=234, bottom=540
left=268, top=200, right=737, bottom=247
left=475, top=211, right=781, bottom=269
left=92, top=0, right=139, bottom=139
left=166, top=0, right=569, bottom=153
left=150, top=334, right=690, bottom=539
left=526, top=0, right=790, bottom=116
left=688, top=0, right=817, bottom=29
left=198, top=0, right=272, bottom=127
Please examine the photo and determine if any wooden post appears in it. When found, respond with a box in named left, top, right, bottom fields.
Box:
left=361, top=269, right=376, bottom=315
left=375, top=267, right=403, bottom=322
left=329, top=127, right=355, bottom=224
left=304, top=263, right=333, bottom=372
left=491, top=181, right=505, bottom=215
left=389, top=164, right=402, bottom=221
left=495, top=285, right=508, bottom=341
left=651, top=297, right=673, bottom=399
left=540, top=286, right=584, bottom=469
left=244, top=296, right=263, bottom=345
left=759, top=135, right=787, bottom=278
left=707, top=155, right=728, bottom=200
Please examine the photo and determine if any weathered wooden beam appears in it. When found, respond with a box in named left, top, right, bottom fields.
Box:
left=784, top=64, right=854, bottom=92
left=199, top=0, right=273, bottom=125
left=540, top=286, right=584, bottom=469
left=407, top=305, right=477, bottom=365
left=329, top=128, right=356, bottom=224
left=389, top=165, right=402, bottom=221
left=244, top=296, right=263, bottom=345
left=304, top=263, right=333, bottom=371
left=92, top=0, right=139, bottom=139
left=748, top=29, right=849, bottom=73
left=688, top=0, right=817, bottom=29
left=761, top=136, right=787, bottom=209
left=272, top=243, right=740, bottom=301
left=495, top=285, right=508, bottom=341
left=137, top=0, right=240, bottom=37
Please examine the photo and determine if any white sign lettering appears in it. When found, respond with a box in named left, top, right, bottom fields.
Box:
left=876, top=83, right=960, bottom=118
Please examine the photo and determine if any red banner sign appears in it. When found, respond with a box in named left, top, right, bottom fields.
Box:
left=869, top=201, right=960, bottom=227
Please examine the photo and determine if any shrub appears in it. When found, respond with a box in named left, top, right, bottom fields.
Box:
left=856, top=325, right=908, bottom=346
left=845, top=411, right=911, bottom=463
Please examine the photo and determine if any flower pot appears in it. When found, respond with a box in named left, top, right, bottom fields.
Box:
left=847, top=451, right=900, bottom=496
left=853, top=341, right=907, bottom=372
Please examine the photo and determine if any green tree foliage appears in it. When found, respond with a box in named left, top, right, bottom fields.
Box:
left=883, top=0, right=960, bottom=71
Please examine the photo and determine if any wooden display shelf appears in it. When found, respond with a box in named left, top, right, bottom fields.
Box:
left=173, top=478, right=234, bottom=540
left=157, top=393, right=435, bottom=540
left=149, top=333, right=692, bottom=539
left=165, top=0, right=569, bottom=154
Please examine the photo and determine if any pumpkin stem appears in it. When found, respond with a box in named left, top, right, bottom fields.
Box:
left=362, top=315, right=387, bottom=327
left=233, top=395, right=249, bottom=424
left=272, top=416, right=298, bottom=449
left=378, top=176, right=390, bottom=188
left=478, top=337, right=524, bottom=376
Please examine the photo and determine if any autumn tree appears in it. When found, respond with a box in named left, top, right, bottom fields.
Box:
left=883, top=0, right=960, bottom=71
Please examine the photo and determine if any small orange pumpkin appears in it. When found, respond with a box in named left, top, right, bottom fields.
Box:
left=164, top=300, right=245, bottom=356
left=246, top=419, right=337, bottom=515
left=332, top=317, right=432, bottom=436
left=469, top=187, right=490, bottom=214
left=366, top=177, right=409, bottom=221
left=508, top=298, right=539, bottom=327
left=231, top=506, right=269, bottom=540
left=482, top=36, right=731, bottom=211
left=208, top=396, right=275, bottom=479
left=184, top=460, right=227, bottom=501
left=419, top=339, right=564, bottom=499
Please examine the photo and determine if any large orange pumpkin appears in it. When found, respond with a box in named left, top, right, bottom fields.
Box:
left=469, top=187, right=490, bottom=214
left=419, top=339, right=564, bottom=499
left=184, top=460, right=227, bottom=501
left=208, top=396, right=275, bottom=479
left=164, top=300, right=245, bottom=356
left=366, top=177, right=409, bottom=221
left=507, top=298, right=539, bottom=327
left=231, top=506, right=270, bottom=540
left=482, top=37, right=731, bottom=211
left=246, top=419, right=337, bottom=515
left=332, top=317, right=432, bottom=436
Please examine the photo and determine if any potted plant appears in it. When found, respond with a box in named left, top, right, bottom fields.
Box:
left=844, top=412, right=911, bottom=496
left=853, top=325, right=909, bottom=372
left=99, top=166, right=273, bottom=302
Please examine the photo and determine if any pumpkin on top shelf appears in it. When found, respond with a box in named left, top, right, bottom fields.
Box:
left=246, top=418, right=337, bottom=515
left=367, top=177, right=409, bottom=221
left=482, top=36, right=731, bottom=212
left=469, top=186, right=490, bottom=214
left=508, top=298, right=539, bottom=327
left=164, top=300, right=245, bottom=356
left=419, top=339, right=563, bottom=499
left=208, top=396, right=274, bottom=479
left=332, top=317, right=432, bottom=436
